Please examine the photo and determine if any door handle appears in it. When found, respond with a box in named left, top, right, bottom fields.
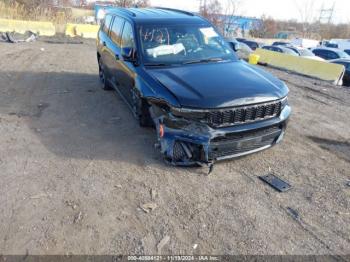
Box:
left=115, top=54, right=120, bottom=60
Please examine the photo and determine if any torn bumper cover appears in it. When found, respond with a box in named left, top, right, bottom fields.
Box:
left=152, top=97, right=291, bottom=166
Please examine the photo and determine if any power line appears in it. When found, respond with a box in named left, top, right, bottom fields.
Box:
left=319, top=1, right=335, bottom=24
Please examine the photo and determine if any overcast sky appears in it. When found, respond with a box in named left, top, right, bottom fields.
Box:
left=150, top=0, right=350, bottom=24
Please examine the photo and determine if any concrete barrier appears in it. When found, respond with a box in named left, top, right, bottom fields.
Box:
left=0, top=18, right=55, bottom=36
left=65, top=23, right=76, bottom=37
left=254, top=48, right=345, bottom=84
left=65, top=23, right=99, bottom=39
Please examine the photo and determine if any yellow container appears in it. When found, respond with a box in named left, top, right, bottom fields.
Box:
left=249, top=54, right=260, bottom=65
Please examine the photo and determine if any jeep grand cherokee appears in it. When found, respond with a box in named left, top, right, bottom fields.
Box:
left=96, top=7, right=291, bottom=167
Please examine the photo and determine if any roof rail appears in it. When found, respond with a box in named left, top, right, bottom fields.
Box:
left=114, top=7, right=136, bottom=17
left=154, top=7, right=194, bottom=16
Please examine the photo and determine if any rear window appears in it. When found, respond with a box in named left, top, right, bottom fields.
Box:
left=102, top=14, right=112, bottom=34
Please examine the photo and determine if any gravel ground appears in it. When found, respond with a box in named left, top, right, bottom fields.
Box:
left=0, top=39, right=349, bottom=256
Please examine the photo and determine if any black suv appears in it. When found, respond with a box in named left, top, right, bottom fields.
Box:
left=97, top=8, right=291, bottom=167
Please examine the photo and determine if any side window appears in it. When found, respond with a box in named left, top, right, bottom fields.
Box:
left=110, top=16, right=124, bottom=45
left=325, top=51, right=338, bottom=60
left=270, top=47, right=279, bottom=52
left=121, top=22, right=135, bottom=49
left=276, top=47, right=283, bottom=53
left=315, top=50, right=326, bottom=59
left=102, top=15, right=112, bottom=34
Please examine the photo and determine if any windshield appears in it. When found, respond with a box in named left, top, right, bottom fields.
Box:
left=298, top=49, right=315, bottom=56
left=139, top=24, right=237, bottom=65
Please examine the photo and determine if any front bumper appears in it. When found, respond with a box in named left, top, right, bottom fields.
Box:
left=155, top=104, right=291, bottom=166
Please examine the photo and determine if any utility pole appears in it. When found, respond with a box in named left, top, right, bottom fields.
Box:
left=319, top=1, right=335, bottom=24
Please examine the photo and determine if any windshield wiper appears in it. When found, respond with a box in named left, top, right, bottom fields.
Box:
left=184, top=58, right=225, bottom=65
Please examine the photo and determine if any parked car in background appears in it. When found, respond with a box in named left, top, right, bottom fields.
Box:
left=330, top=59, right=350, bottom=86
left=326, top=39, right=350, bottom=51
left=344, top=49, right=350, bottom=56
left=226, top=38, right=240, bottom=52
left=262, top=45, right=299, bottom=56
left=235, top=38, right=246, bottom=42
left=226, top=39, right=253, bottom=61
left=312, top=47, right=350, bottom=60
left=290, top=38, right=319, bottom=49
left=237, top=39, right=263, bottom=50
left=284, top=46, right=325, bottom=61
left=236, top=41, right=253, bottom=60
left=324, top=42, right=338, bottom=48
left=272, top=41, right=290, bottom=46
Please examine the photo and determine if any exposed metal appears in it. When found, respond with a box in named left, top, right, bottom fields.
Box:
left=259, top=174, right=291, bottom=192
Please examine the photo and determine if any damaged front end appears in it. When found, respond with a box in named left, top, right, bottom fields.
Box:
left=149, top=97, right=291, bottom=167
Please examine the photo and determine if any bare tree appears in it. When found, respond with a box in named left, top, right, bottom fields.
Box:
left=294, top=0, right=316, bottom=36
left=199, top=0, right=222, bottom=29
left=221, top=0, right=241, bottom=37
left=250, top=15, right=277, bottom=38
left=115, top=0, right=149, bottom=8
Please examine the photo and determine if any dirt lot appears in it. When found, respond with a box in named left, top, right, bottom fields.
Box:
left=0, top=39, right=349, bottom=256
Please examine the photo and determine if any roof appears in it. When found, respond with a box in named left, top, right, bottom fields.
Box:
left=312, top=47, right=344, bottom=53
left=106, top=7, right=207, bottom=24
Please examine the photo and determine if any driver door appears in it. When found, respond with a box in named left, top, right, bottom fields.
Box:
left=117, top=21, right=137, bottom=106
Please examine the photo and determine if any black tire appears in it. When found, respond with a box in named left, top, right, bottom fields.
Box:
left=132, top=90, right=153, bottom=127
left=98, top=59, right=112, bottom=90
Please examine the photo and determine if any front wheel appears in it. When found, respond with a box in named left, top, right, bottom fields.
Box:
left=131, top=89, right=153, bottom=127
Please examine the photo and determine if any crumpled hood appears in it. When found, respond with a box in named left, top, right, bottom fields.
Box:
left=146, top=61, right=288, bottom=108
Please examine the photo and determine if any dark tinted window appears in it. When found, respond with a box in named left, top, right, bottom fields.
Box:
left=325, top=43, right=338, bottom=48
left=121, top=22, right=135, bottom=49
left=265, top=46, right=281, bottom=53
left=274, top=47, right=283, bottom=53
left=102, top=15, right=112, bottom=34
left=245, top=41, right=258, bottom=50
left=326, top=51, right=339, bottom=60
left=110, top=16, right=124, bottom=45
left=313, top=49, right=327, bottom=59
left=345, top=50, right=350, bottom=55
left=273, top=42, right=288, bottom=46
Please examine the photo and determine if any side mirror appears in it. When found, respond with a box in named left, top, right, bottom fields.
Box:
left=122, top=47, right=137, bottom=63
left=229, top=42, right=241, bottom=52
